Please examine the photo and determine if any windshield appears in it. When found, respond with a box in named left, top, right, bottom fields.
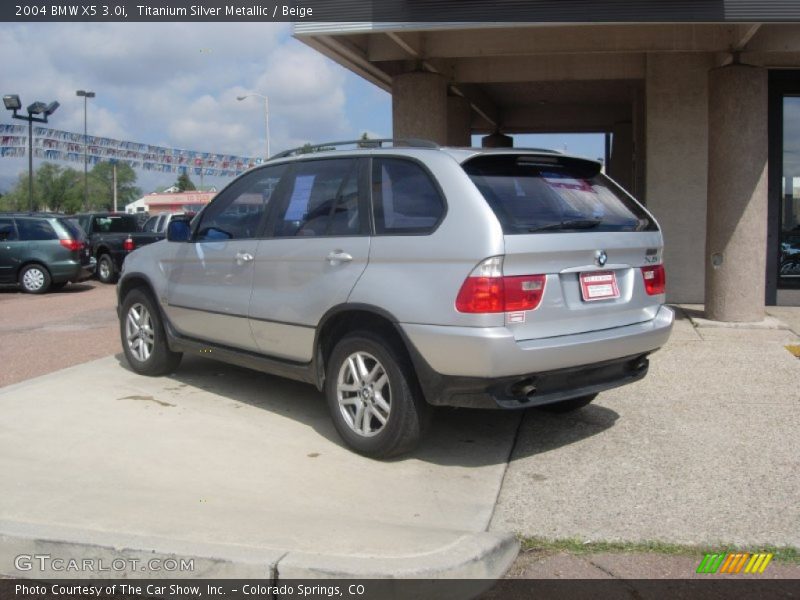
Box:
left=462, top=155, right=657, bottom=234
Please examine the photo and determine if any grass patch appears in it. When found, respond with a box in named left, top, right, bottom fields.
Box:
left=518, top=536, right=800, bottom=564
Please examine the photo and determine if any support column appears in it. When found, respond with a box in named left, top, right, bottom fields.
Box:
left=646, top=53, right=714, bottom=303
left=481, top=132, right=513, bottom=148
left=705, top=64, right=768, bottom=321
left=446, top=95, right=472, bottom=147
left=392, top=72, right=447, bottom=145
left=608, top=121, right=634, bottom=194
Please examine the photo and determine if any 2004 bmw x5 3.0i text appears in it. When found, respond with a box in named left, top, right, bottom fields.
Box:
left=117, top=140, right=673, bottom=458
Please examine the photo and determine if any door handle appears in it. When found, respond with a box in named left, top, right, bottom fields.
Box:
left=326, top=250, right=353, bottom=264
left=235, top=252, right=254, bottom=265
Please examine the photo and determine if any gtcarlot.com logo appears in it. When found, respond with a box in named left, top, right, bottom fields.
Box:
left=15, top=554, right=195, bottom=573
left=696, top=552, right=773, bottom=575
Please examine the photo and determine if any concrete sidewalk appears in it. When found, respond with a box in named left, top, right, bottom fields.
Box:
left=492, top=306, right=800, bottom=548
left=0, top=355, right=519, bottom=581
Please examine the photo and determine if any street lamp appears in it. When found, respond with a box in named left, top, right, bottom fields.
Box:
left=76, top=90, right=95, bottom=210
left=237, top=93, right=270, bottom=159
left=3, top=94, right=59, bottom=211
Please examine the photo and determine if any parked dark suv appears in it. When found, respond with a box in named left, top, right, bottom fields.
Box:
left=0, top=212, right=95, bottom=293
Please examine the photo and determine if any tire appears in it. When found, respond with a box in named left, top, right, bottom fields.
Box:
left=97, top=254, right=117, bottom=284
left=325, top=331, right=430, bottom=458
left=120, top=288, right=182, bottom=376
left=19, top=264, right=51, bottom=294
left=537, top=393, right=598, bottom=414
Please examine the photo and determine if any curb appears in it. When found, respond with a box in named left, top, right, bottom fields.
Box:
left=0, top=520, right=518, bottom=587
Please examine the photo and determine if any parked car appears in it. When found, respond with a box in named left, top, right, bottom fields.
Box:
left=0, top=212, right=94, bottom=293
left=70, top=212, right=164, bottom=284
left=142, top=211, right=196, bottom=235
left=117, top=140, right=674, bottom=457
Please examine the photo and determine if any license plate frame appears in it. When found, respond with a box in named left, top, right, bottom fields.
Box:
left=579, top=270, right=620, bottom=302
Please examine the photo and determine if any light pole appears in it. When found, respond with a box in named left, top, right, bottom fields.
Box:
left=76, top=90, right=95, bottom=210
left=3, top=94, right=59, bottom=211
left=237, top=93, right=270, bottom=159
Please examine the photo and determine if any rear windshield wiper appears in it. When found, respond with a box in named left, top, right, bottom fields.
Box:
left=527, top=218, right=602, bottom=232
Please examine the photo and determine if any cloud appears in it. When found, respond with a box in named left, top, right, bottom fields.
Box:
left=0, top=22, right=378, bottom=192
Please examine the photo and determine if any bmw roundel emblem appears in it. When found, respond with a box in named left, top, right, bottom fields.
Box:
left=595, top=250, right=608, bottom=267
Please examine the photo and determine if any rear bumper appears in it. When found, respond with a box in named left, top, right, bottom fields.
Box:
left=50, top=258, right=96, bottom=283
left=400, top=305, right=673, bottom=408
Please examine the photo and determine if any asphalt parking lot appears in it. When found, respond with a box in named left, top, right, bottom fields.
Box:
left=1, top=282, right=799, bottom=583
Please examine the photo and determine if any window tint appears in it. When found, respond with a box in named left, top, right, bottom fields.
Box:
left=274, top=159, right=361, bottom=237
left=462, top=155, right=657, bottom=234
left=196, top=164, right=286, bottom=241
left=142, top=216, right=159, bottom=232
left=16, top=218, right=57, bottom=241
left=59, top=218, right=85, bottom=240
left=0, top=217, right=17, bottom=241
left=92, top=215, right=140, bottom=234
left=371, top=158, right=444, bottom=234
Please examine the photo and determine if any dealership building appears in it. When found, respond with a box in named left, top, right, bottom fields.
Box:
left=295, top=19, right=800, bottom=320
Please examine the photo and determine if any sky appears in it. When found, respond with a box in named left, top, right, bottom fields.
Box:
left=0, top=22, right=603, bottom=198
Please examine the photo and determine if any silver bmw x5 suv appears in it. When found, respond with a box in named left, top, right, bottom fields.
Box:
left=117, top=140, right=673, bottom=458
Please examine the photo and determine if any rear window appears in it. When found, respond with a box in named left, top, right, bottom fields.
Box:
left=58, top=218, right=85, bottom=240
left=462, top=155, right=657, bottom=234
left=92, top=215, right=140, bottom=233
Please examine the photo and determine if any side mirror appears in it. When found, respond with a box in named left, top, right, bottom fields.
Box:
left=167, top=218, right=191, bottom=242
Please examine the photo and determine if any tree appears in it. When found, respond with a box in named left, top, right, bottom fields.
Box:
left=0, top=173, right=31, bottom=211
left=35, top=163, right=82, bottom=213
left=88, top=162, right=141, bottom=211
left=175, top=172, right=196, bottom=192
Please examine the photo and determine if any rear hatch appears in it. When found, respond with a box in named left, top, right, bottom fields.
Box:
left=462, top=153, right=664, bottom=341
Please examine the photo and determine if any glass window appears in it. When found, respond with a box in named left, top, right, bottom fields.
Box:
left=462, top=155, right=656, bottom=234
left=142, top=216, right=159, bottom=232
left=58, top=218, right=85, bottom=241
left=92, top=214, right=140, bottom=234
left=780, top=96, right=800, bottom=283
left=371, top=158, right=444, bottom=234
left=0, top=217, right=17, bottom=241
left=274, top=159, right=361, bottom=237
left=196, top=164, right=286, bottom=241
left=16, top=218, right=57, bottom=241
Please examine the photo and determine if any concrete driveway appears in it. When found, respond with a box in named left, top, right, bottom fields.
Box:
left=1, top=297, right=798, bottom=584
left=491, top=307, right=800, bottom=548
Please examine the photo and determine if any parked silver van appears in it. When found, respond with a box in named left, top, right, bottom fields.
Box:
left=117, top=140, right=673, bottom=457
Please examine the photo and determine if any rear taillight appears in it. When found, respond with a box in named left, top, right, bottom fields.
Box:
left=641, top=265, right=666, bottom=295
left=59, top=239, right=83, bottom=252
left=456, top=257, right=546, bottom=313
left=123, top=236, right=135, bottom=252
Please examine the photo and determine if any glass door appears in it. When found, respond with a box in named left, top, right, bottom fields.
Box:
left=779, top=96, right=800, bottom=285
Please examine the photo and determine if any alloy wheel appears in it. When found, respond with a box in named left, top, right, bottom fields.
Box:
left=125, top=302, right=155, bottom=362
left=336, top=351, right=391, bottom=437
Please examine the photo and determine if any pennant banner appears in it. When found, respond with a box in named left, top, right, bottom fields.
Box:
left=0, top=124, right=263, bottom=178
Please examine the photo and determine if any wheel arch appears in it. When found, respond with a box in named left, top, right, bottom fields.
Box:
left=313, top=303, right=431, bottom=402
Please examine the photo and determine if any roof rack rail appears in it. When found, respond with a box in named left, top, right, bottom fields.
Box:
left=270, top=138, right=439, bottom=160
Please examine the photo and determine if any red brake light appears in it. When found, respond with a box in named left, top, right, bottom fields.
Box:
left=456, top=258, right=546, bottom=313
left=641, top=265, right=666, bottom=295
left=123, top=236, right=135, bottom=252
left=59, top=239, right=83, bottom=252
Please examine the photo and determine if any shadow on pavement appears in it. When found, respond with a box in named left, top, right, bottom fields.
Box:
left=116, top=352, right=620, bottom=468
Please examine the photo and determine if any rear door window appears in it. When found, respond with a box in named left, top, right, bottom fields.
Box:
left=462, top=154, right=656, bottom=234
left=16, top=218, right=58, bottom=241
left=371, top=158, right=444, bottom=234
